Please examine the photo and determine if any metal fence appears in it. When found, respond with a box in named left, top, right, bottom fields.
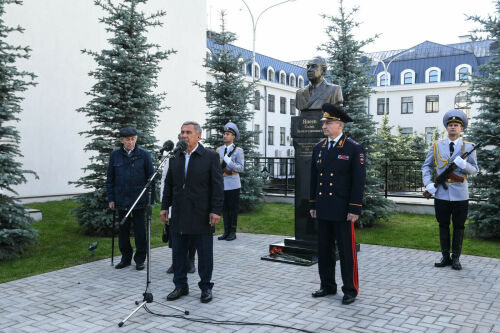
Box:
left=250, top=157, right=478, bottom=200
left=249, top=157, right=295, bottom=196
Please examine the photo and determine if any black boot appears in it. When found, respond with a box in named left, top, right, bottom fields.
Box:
left=218, top=212, right=230, bottom=240
left=225, top=211, right=237, bottom=241
left=435, top=227, right=451, bottom=267
left=451, top=229, right=464, bottom=270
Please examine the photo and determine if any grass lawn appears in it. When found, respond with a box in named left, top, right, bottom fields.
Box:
left=0, top=200, right=498, bottom=284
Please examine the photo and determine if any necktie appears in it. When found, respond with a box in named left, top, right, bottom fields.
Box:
left=449, top=142, right=454, bottom=156
left=224, top=147, right=227, bottom=156
left=329, top=140, right=335, bottom=151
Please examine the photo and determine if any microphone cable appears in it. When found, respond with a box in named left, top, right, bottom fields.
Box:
left=143, top=303, right=317, bottom=333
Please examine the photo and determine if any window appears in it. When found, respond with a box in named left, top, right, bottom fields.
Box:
left=425, top=67, right=441, bottom=83
left=456, top=64, right=472, bottom=81
left=426, top=95, right=439, bottom=113
left=280, top=127, right=286, bottom=146
left=254, top=90, right=260, bottom=110
left=425, top=127, right=436, bottom=143
left=400, top=127, right=413, bottom=136
left=254, top=124, right=260, bottom=145
left=290, top=99, right=296, bottom=115
left=298, top=76, right=304, bottom=88
left=253, top=63, right=260, bottom=79
left=455, top=91, right=471, bottom=119
left=268, top=126, right=274, bottom=145
left=401, top=97, right=413, bottom=114
left=377, top=98, right=389, bottom=115
left=279, top=71, right=286, bottom=85
left=377, top=72, right=391, bottom=86
left=268, top=94, right=275, bottom=112
left=239, top=58, right=246, bottom=74
left=290, top=74, right=296, bottom=87
left=280, top=97, right=286, bottom=114
left=267, top=67, right=275, bottom=82
left=401, top=69, right=415, bottom=85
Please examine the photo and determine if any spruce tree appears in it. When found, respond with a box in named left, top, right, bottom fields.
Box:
left=466, top=1, right=500, bottom=239
left=71, top=0, right=174, bottom=235
left=319, top=0, right=394, bottom=228
left=0, top=0, right=38, bottom=260
left=196, top=12, right=263, bottom=211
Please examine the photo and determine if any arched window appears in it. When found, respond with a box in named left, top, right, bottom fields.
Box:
left=253, top=62, right=261, bottom=80
left=238, top=58, right=246, bottom=75
left=377, top=72, right=390, bottom=86
left=455, top=64, right=472, bottom=81
left=279, top=70, right=286, bottom=85
left=290, top=73, right=296, bottom=87
left=298, top=76, right=304, bottom=88
left=454, top=91, right=471, bottom=119
left=206, top=49, right=212, bottom=62
left=267, top=67, right=275, bottom=82
left=400, top=69, right=415, bottom=85
left=425, top=67, right=441, bottom=83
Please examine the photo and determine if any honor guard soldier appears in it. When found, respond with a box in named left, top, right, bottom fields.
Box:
left=422, top=109, right=478, bottom=270
left=309, top=103, right=366, bottom=305
left=216, top=122, right=244, bottom=241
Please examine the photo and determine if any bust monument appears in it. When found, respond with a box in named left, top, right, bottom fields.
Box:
left=296, top=56, right=343, bottom=111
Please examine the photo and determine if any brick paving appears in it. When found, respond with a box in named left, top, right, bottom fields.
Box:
left=1, top=233, right=499, bottom=332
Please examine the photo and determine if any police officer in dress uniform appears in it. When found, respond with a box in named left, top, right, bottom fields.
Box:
left=422, top=109, right=478, bottom=270
left=106, top=127, right=154, bottom=271
left=309, top=103, right=366, bottom=305
left=216, top=122, right=244, bottom=241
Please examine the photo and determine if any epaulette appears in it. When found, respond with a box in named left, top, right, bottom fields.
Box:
left=464, top=141, right=475, bottom=146
left=236, top=147, right=243, bottom=150
left=315, top=138, right=327, bottom=147
left=347, top=137, right=360, bottom=145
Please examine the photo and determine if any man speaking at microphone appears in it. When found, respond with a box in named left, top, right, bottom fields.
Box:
left=106, top=127, right=154, bottom=271
left=160, top=121, right=223, bottom=303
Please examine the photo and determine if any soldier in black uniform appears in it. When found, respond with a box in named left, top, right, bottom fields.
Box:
left=309, top=103, right=366, bottom=305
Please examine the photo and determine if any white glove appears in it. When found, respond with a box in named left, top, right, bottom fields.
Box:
left=223, top=155, right=232, bottom=165
left=454, top=156, right=467, bottom=169
left=426, top=183, right=437, bottom=195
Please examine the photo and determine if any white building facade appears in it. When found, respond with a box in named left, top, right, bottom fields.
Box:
left=367, top=39, right=493, bottom=141
left=5, top=0, right=207, bottom=200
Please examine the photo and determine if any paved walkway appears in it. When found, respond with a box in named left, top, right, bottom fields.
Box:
left=1, top=233, right=499, bottom=333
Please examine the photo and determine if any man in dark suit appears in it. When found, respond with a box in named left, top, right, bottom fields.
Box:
left=160, top=121, right=223, bottom=304
left=106, top=127, right=154, bottom=271
left=296, top=56, right=343, bottom=111
left=309, top=104, right=366, bottom=305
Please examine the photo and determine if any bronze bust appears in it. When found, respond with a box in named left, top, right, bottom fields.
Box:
left=296, top=56, right=343, bottom=111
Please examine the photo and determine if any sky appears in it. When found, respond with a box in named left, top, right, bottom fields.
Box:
left=206, top=0, right=496, bottom=62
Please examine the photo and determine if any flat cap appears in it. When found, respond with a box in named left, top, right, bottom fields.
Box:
left=321, top=103, right=352, bottom=123
left=224, top=122, right=240, bottom=140
left=119, top=127, right=138, bottom=137
left=443, top=109, right=468, bottom=130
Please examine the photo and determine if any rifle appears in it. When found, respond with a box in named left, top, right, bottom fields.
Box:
left=423, top=142, right=481, bottom=199
left=222, top=144, right=237, bottom=176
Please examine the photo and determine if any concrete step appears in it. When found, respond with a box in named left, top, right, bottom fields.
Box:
left=28, top=209, right=42, bottom=221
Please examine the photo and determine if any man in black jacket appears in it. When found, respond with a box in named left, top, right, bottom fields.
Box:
left=106, top=127, right=154, bottom=271
left=160, top=121, right=224, bottom=304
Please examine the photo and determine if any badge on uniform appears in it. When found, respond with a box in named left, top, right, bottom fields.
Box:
left=338, top=154, right=349, bottom=160
left=359, top=153, right=365, bottom=165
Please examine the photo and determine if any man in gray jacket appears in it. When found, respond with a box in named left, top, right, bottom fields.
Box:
left=217, top=122, right=244, bottom=241
left=422, top=109, right=479, bottom=270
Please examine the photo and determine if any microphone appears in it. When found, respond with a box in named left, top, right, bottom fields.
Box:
left=159, top=140, right=174, bottom=155
left=172, top=140, right=188, bottom=154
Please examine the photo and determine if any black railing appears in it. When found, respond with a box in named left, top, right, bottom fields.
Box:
left=249, top=157, right=295, bottom=197
left=382, top=159, right=426, bottom=198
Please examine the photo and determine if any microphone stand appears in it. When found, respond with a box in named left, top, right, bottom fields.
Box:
left=118, top=151, right=189, bottom=328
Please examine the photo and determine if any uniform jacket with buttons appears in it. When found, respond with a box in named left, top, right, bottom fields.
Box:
left=309, top=134, right=366, bottom=221
left=161, top=144, right=224, bottom=235
left=216, top=144, right=244, bottom=191
left=106, top=145, right=155, bottom=211
left=422, top=138, right=479, bottom=201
